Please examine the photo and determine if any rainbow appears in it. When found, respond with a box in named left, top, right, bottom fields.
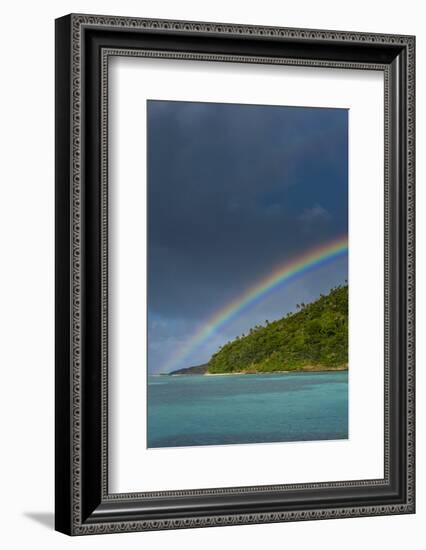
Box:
left=163, top=235, right=348, bottom=373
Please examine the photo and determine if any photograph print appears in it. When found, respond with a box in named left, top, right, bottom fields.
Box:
left=147, top=99, right=348, bottom=449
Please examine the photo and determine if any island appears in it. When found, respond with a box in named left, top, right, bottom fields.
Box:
left=169, top=285, right=348, bottom=375
left=169, top=364, right=208, bottom=375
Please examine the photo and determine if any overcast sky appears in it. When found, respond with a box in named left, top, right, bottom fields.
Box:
left=147, top=100, right=348, bottom=374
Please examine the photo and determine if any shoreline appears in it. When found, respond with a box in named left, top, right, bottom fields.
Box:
left=205, top=368, right=348, bottom=376
left=164, top=367, right=348, bottom=377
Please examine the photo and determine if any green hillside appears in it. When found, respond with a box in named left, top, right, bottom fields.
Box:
left=207, top=285, right=348, bottom=374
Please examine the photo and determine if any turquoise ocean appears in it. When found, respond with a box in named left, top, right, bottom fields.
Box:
left=147, top=371, right=348, bottom=448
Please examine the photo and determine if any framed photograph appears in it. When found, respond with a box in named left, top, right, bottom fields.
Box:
left=55, top=14, right=415, bottom=535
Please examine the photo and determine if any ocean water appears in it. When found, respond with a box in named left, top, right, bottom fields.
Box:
left=147, top=372, right=348, bottom=448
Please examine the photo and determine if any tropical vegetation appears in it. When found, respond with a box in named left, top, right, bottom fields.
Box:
left=206, top=284, right=348, bottom=373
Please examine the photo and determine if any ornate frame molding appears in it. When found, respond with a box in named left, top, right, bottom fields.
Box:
left=55, top=14, right=415, bottom=535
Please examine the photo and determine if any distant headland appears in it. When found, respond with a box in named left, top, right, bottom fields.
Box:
left=167, top=285, right=348, bottom=376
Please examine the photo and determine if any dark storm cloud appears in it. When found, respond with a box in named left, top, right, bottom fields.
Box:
left=147, top=100, right=348, bottom=372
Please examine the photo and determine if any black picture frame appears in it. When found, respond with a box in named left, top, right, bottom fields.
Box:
left=55, top=13, right=415, bottom=535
